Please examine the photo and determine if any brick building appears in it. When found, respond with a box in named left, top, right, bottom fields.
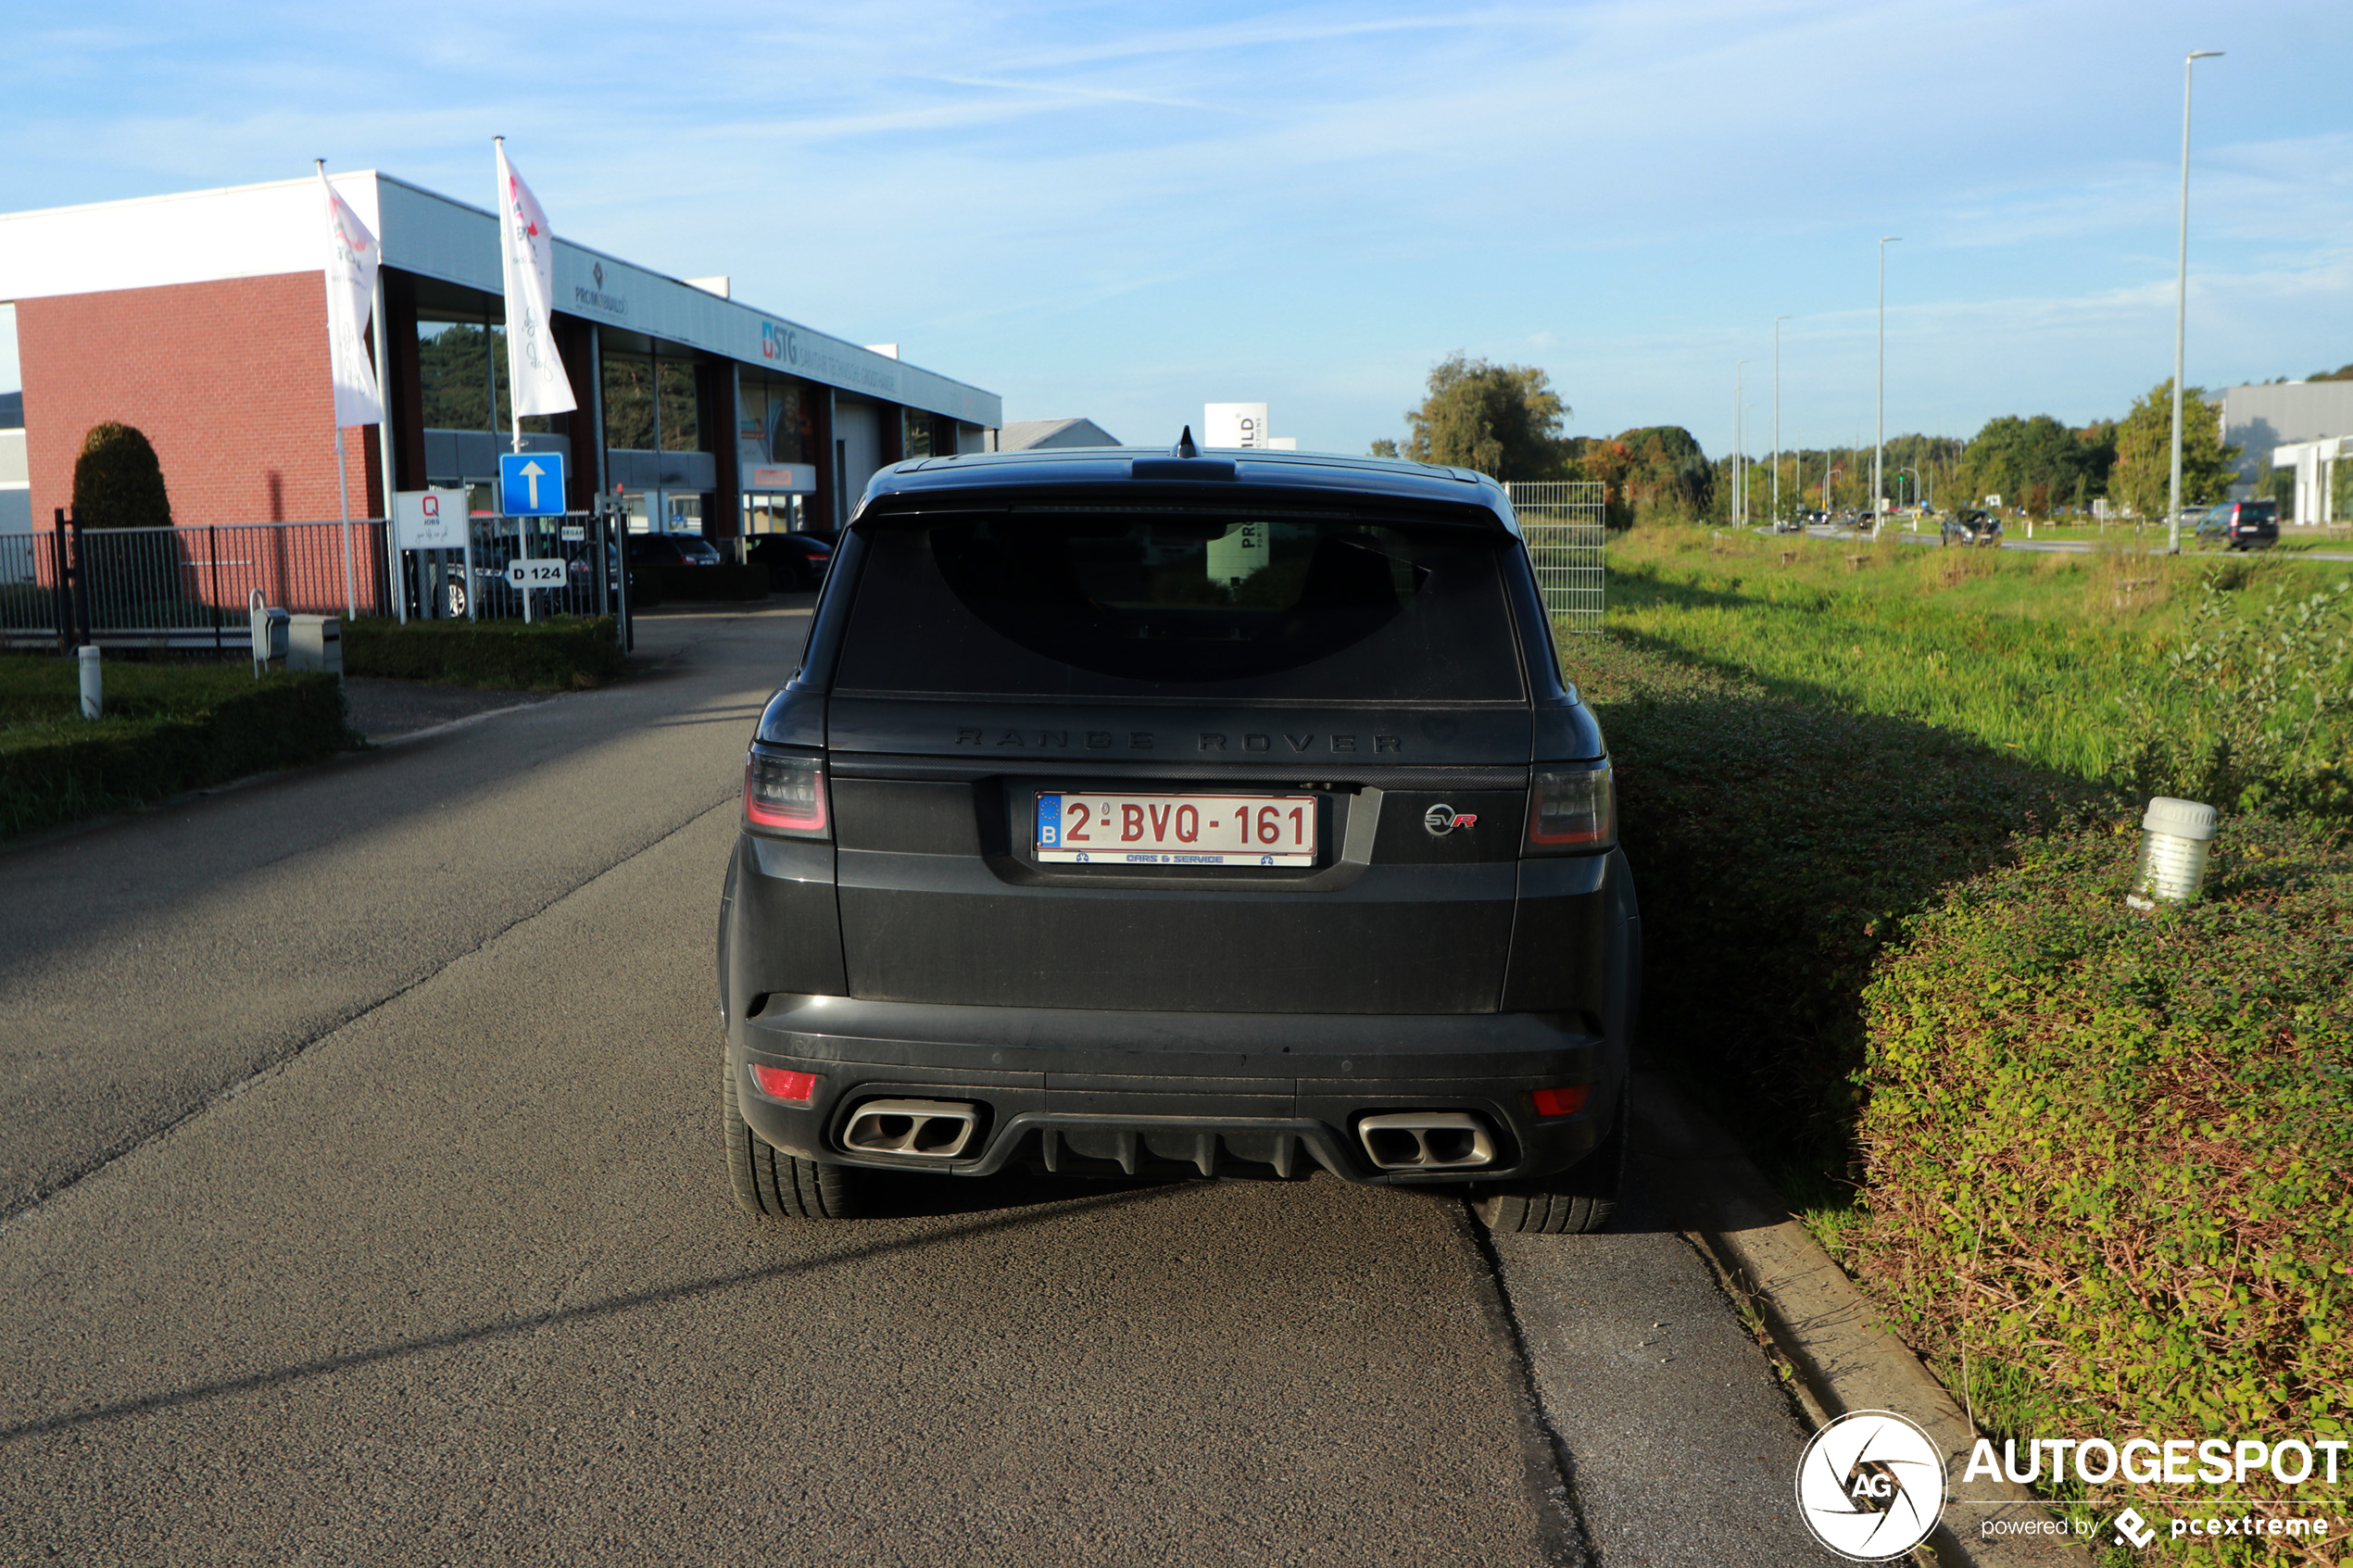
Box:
left=0, top=171, right=1000, bottom=546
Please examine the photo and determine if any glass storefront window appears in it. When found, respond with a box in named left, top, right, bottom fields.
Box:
left=740, top=377, right=810, bottom=463
left=419, top=321, right=494, bottom=430
left=743, top=495, right=803, bottom=534
left=658, top=360, right=698, bottom=452
left=420, top=315, right=559, bottom=436
left=603, top=355, right=655, bottom=450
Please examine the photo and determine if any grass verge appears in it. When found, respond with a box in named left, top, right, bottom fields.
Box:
left=0, top=656, right=351, bottom=837
left=1582, top=519, right=2353, bottom=1563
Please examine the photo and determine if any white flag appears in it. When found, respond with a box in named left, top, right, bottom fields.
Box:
left=317, top=165, right=383, bottom=428
left=495, top=141, right=577, bottom=421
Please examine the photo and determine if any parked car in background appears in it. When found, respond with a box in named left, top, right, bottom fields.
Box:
left=2196, top=499, right=2279, bottom=551
left=746, top=532, right=834, bottom=591
left=628, top=533, right=724, bottom=567
left=1942, top=509, right=2002, bottom=547
left=720, top=438, right=1640, bottom=1236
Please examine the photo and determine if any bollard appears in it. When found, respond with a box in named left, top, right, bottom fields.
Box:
left=78, top=644, right=102, bottom=720
left=2125, top=797, right=2218, bottom=909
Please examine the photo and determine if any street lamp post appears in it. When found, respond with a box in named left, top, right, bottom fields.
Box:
left=2169, top=50, right=2225, bottom=555
left=1875, top=236, right=1901, bottom=537
left=1773, top=316, right=1788, bottom=527
left=1735, top=360, right=1748, bottom=526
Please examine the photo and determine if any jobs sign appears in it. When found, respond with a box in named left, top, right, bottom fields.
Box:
left=393, top=487, right=469, bottom=552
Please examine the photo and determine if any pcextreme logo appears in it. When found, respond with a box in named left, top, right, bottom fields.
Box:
left=1796, top=1411, right=1947, bottom=1562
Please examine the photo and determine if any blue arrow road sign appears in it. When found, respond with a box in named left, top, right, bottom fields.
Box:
left=499, top=451, right=567, bottom=516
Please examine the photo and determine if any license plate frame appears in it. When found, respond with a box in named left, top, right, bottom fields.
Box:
left=1034, top=790, right=1318, bottom=868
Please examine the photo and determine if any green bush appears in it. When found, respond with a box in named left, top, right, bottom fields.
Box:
left=2116, top=579, right=2353, bottom=818
left=631, top=563, right=768, bottom=604
left=0, top=668, right=349, bottom=837
left=1855, top=818, right=2351, bottom=1556
left=72, top=421, right=173, bottom=530
left=342, top=615, right=624, bottom=690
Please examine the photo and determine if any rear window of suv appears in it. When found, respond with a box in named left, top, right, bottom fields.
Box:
left=833, top=510, right=1529, bottom=701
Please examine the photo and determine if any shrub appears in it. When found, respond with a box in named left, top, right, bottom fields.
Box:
left=2115, top=578, right=2353, bottom=818
left=72, top=422, right=173, bottom=530
left=1855, top=818, right=2351, bottom=1554
left=341, top=615, right=624, bottom=690
left=0, top=670, right=349, bottom=837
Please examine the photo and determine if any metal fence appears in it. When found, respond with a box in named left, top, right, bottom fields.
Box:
left=1506, top=481, right=1606, bottom=633
left=2, top=512, right=623, bottom=650
left=396, top=513, right=623, bottom=624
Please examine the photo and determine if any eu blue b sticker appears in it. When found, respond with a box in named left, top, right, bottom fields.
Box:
left=1037, top=794, right=1061, bottom=847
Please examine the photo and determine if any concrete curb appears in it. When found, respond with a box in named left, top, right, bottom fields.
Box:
left=1633, top=1071, right=2094, bottom=1568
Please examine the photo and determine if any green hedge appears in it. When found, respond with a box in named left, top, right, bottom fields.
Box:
left=342, top=615, right=624, bottom=690
left=0, top=670, right=350, bottom=837
left=629, top=563, right=768, bottom=606
left=1855, top=819, right=2351, bottom=1551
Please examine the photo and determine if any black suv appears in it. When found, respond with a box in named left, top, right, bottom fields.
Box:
left=2196, top=499, right=2279, bottom=551
left=718, top=437, right=1640, bottom=1234
left=1942, top=509, right=2001, bottom=546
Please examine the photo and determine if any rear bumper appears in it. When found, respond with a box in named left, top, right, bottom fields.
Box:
left=728, top=995, right=1619, bottom=1185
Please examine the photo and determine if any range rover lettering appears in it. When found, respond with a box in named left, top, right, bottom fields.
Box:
left=718, top=433, right=1640, bottom=1234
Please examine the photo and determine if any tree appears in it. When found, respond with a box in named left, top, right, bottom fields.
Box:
left=2110, top=380, right=2240, bottom=521
left=1611, top=425, right=1712, bottom=517
left=1403, top=353, right=1572, bottom=481
left=1366, top=437, right=1401, bottom=458
left=72, top=421, right=173, bottom=530
left=71, top=421, right=184, bottom=620
left=1954, top=415, right=2086, bottom=514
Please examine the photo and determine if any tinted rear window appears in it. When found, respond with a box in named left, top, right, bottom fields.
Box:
left=834, top=511, right=1528, bottom=700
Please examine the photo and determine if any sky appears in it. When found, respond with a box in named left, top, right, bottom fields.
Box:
left=6, top=0, right=2350, bottom=459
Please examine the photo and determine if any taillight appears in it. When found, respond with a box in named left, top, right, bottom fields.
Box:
left=744, top=748, right=828, bottom=836
left=1526, top=762, right=1616, bottom=853
left=750, top=1065, right=818, bottom=1104
left=1530, top=1085, right=1589, bottom=1119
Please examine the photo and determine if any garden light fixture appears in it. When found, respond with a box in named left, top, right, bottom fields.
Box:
left=2126, top=797, right=2217, bottom=909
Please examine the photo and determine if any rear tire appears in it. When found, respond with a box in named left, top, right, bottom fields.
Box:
left=724, top=1060, right=858, bottom=1219
left=1473, top=1096, right=1626, bottom=1236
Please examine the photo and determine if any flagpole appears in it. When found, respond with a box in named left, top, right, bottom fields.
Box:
left=496, top=137, right=522, bottom=459
left=321, top=160, right=357, bottom=621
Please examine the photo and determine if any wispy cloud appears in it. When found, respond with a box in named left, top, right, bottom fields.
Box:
left=4, top=0, right=2348, bottom=452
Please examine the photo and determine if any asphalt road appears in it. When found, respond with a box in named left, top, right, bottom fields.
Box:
left=1, top=605, right=1842, bottom=1565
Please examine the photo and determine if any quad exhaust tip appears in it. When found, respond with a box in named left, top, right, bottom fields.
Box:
left=842, top=1098, right=981, bottom=1160
left=1357, top=1110, right=1497, bottom=1171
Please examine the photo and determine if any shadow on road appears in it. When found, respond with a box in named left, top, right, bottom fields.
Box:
left=0, top=1184, right=1180, bottom=1447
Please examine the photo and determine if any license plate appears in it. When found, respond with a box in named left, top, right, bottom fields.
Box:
left=1035, top=791, right=1317, bottom=867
